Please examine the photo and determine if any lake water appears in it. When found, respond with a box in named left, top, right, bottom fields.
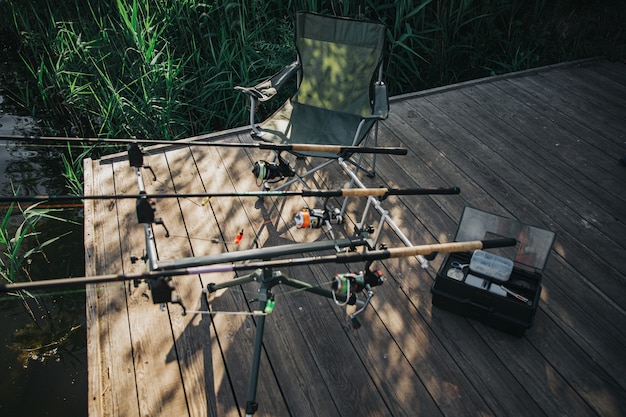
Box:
left=0, top=102, right=87, bottom=416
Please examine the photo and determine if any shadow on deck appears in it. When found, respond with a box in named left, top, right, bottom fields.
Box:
left=84, top=58, right=626, bottom=417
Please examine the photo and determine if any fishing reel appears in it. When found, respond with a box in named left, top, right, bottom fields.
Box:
left=332, top=270, right=384, bottom=298
left=294, top=207, right=343, bottom=229
left=252, top=153, right=295, bottom=183
left=332, top=269, right=384, bottom=329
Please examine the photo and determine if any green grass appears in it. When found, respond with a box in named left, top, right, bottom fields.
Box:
left=3, top=0, right=583, bottom=142
left=61, top=142, right=93, bottom=196
left=1, top=0, right=604, bottom=215
left=0, top=195, right=82, bottom=365
left=0, top=200, right=75, bottom=306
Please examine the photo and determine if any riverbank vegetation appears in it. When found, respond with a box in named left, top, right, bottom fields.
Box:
left=0, top=200, right=82, bottom=364
left=2, top=0, right=624, bottom=142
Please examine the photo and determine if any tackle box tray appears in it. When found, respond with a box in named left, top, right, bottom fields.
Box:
left=431, top=207, right=555, bottom=336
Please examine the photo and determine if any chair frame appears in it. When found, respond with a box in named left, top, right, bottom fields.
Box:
left=236, top=12, right=389, bottom=192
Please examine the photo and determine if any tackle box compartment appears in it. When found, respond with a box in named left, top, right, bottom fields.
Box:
left=431, top=207, right=555, bottom=336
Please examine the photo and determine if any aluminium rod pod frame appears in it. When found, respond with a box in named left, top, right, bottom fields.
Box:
left=336, top=156, right=461, bottom=269
left=204, top=265, right=384, bottom=417
left=128, top=143, right=185, bottom=312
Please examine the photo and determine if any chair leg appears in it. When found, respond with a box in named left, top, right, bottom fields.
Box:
left=347, top=121, right=379, bottom=178
left=369, top=122, right=379, bottom=177
left=362, top=121, right=379, bottom=178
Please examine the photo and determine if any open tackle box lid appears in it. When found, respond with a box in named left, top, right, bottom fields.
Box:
left=454, top=207, right=556, bottom=275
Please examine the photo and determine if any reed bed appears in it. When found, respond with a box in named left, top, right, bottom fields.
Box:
left=3, top=0, right=582, bottom=141
left=0, top=195, right=83, bottom=366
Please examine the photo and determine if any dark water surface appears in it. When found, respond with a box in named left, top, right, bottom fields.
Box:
left=0, top=103, right=87, bottom=417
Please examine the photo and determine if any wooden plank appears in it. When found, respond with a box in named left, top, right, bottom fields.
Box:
left=470, top=79, right=626, bottom=192
left=368, top=117, right=571, bottom=416
left=142, top=146, right=224, bottom=417
left=84, top=157, right=99, bottom=417
left=86, top=159, right=140, bottom=417
left=586, top=61, right=626, bottom=89
left=542, top=63, right=626, bottom=121
left=84, top=59, right=626, bottom=417
left=110, top=158, right=189, bottom=416
left=500, top=76, right=626, bottom=209
left=389, top=90, right=626, bottom=412
left=417, top=85, right=626, bottom=310
left=527, top=308, right=626, bottom=417
left=189, top=142, right=293, bottom=417
left=515, top=71, right=626, bottom=168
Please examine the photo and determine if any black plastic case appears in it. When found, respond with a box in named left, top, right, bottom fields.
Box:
left=431, top=207, right=555, bottom=336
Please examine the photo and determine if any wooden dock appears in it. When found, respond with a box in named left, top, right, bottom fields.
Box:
left=84, top=59, right=626, bottom=417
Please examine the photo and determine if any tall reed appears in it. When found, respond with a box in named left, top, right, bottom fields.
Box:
left=0, top=198, right=82, bottom=365
left=6, top=0, right=575, bottom=141
left=1, top=202, right=73, bottom=310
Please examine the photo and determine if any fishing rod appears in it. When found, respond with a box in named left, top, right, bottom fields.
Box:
left=0, top=238, right=516, bottom=293
left=0, top=186, right=461, bottom=204
left=0, top=134, right=408, bottom=155
left=0, top=203, right=84, bottom=209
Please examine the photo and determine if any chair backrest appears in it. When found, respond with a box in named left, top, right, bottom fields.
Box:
left=293, top=12, right=386, bottom=117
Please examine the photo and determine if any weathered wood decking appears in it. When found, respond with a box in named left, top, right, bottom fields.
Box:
left=84, top=59, right=626, bottom=417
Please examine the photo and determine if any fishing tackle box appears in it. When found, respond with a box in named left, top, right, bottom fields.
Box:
left=431, top=207, right=555, bottom=336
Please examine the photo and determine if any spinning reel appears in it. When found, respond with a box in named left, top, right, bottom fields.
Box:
left=252, top=152, right=295, bottom=183
left=294, top=207, right=343, bottom=229
left=331, top=266, right=385, bottom=329
left=332, top=270, right=384, bottom=300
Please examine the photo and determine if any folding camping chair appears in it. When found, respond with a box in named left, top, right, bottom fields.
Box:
left=236, top=11, right=388, bottom=193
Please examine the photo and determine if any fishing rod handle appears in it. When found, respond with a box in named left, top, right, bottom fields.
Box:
left=335, top=238, right=517, bottom=263
left=338, top=187, right=461, bottom=197
left=384, top=238, right=517, bottom=259
left=269, top=143, right=407, bottom=155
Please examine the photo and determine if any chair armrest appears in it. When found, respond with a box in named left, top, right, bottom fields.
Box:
left=373, top=82, right=389, bottom=119
left=235, top=61, right=300, bottom=102
left=363, top=82, right=389, bottom=120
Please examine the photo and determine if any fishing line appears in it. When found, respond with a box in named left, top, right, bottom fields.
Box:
left=184, top=310, right=268, bottom=316
left=233, top=278, right=336, bottom=299
left=186, top=279, right=337, bottom=316
left=146, top=176, right=206, bottom=208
